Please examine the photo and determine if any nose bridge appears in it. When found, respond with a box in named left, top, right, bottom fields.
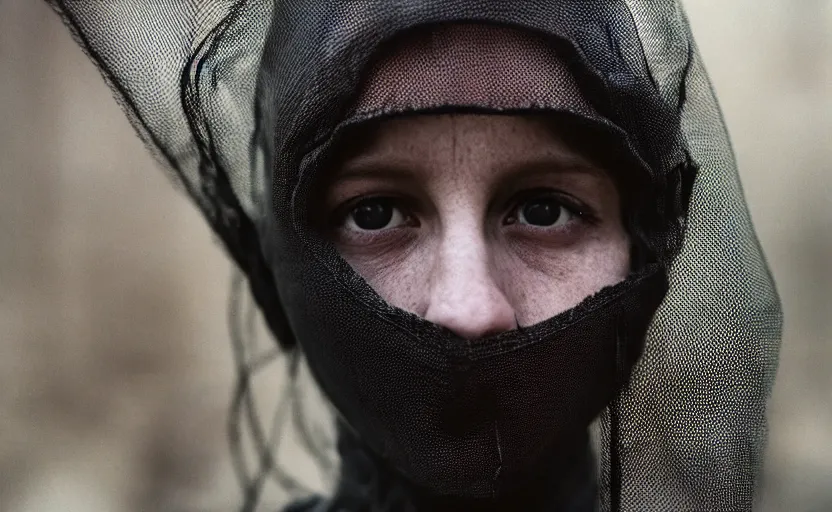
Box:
left=439, top=218, right=492, bottom=281
left=424, top=222, right=517, bottom=339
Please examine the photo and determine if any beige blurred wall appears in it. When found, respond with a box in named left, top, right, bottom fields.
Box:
left=0, top=1, right=238, bottom=510
left=0, top=1, right=829, bottom=511
left=685, top=2, right=832, bottom=510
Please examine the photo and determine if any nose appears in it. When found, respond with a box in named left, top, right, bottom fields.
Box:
left=423, top=235, right=517, bottom=340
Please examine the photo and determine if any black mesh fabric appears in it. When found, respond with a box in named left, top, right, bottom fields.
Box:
left=46, top=1, right=782, bottom=511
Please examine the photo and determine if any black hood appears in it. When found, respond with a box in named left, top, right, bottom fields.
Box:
left=47, top=1, right=782, bottom=510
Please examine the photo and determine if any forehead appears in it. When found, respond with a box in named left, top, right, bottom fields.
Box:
left=332, top=114, right=609, bottom=192
left=352, top=23, right=597, bottom=117
left=344, top=114, right=587, bottom=164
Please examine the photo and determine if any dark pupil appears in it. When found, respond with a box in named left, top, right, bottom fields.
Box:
left=522, top=198, right=562, bottom=226
left=352, top=200, right=393, bottom=230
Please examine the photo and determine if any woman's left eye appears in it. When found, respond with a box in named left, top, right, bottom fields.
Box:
left=508, top=195, right=577, bottom=228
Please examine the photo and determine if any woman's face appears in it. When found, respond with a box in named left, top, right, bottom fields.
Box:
left=320, top=114, right=629, bottom=339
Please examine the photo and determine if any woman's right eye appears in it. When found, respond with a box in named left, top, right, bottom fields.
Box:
left=344, top=198, right=409, bottom=231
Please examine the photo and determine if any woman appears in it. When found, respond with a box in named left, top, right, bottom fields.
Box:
left=47, top=1, right=782, bottom=510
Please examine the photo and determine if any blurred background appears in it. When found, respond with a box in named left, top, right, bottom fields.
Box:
left=0, top=1, right=829, bottom=510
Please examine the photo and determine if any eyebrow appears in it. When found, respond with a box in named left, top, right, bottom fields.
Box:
left=333, top=151, right=605, bottom=184
left=330, top=155, right=424, bottom=184
left=503, top=154, right=606, bottom=180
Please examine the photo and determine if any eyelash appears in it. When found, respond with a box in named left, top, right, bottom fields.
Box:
left=331, top=188, right=598, bottom=237
left=331, top=194, right=418, bottom=226
left=503, top=188, right=596, bottom=226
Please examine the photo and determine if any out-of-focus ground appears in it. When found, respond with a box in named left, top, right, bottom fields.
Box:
left=0, top=1, right=829, bottom=511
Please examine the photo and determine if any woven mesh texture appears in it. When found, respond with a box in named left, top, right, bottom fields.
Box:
left=47, top=1, right=782, bottom=511
left=353, top=23, right=595, bottom=115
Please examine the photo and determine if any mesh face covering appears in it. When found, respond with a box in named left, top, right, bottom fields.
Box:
left=47, top=1, right=782, bottom=511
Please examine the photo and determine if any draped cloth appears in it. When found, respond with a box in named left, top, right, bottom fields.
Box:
left=47, top=1, right=782, bottom=510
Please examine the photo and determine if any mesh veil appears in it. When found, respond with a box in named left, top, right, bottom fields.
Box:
left=46, top=1, right=782, bottom=510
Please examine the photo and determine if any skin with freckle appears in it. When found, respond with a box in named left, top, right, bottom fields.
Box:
left=320, top=114, right=630, bottom=338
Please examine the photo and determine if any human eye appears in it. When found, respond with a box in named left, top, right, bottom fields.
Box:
left=340, top=196, right=413, bottom=232
left=503, top=189, right=591, bottom=229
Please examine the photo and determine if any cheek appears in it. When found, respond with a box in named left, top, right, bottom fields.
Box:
left=498, top=229, right=630, bottom=326
left=338, top=235, right=435, bottom=316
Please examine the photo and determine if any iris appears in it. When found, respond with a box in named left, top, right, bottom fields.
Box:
left=521, top=198, right=564, bottom=226
left=351, top=199, right=394, bottom=230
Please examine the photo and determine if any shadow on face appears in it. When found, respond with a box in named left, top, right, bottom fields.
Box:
left=315, top=114, right=630, bottom=339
